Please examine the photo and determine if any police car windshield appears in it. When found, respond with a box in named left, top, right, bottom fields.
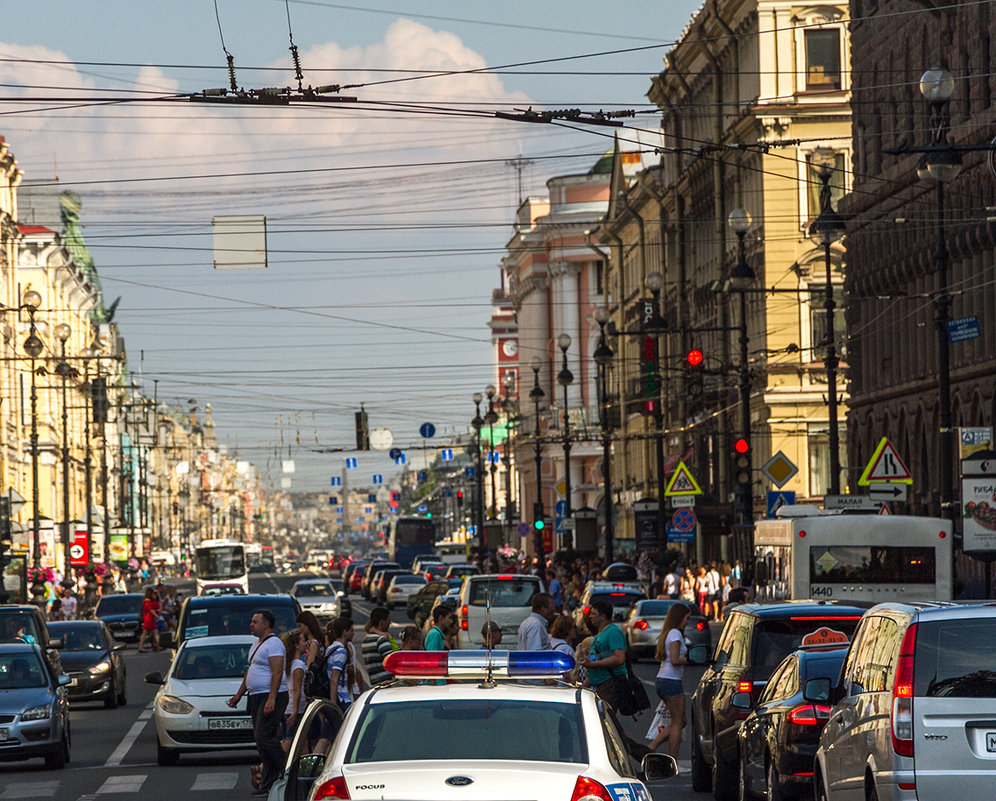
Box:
left=345, top=699, right=587, bottom=764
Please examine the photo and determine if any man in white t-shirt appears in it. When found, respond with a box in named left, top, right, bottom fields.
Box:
left=228, top=609, right=287, bottom=796
left=706, top=563, right=721, bottom=620
left=663, top=567, right=682, bottom=599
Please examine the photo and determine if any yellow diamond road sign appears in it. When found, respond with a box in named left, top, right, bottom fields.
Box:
left=761, top=451, right=798, bottom=488
left=664, top=461, right=702, bottom=496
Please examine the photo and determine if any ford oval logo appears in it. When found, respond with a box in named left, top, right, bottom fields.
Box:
left=445, top=776, right=474, bottom=787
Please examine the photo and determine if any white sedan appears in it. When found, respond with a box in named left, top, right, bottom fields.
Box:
left=384, top=574, right=427, bottom=608
left=273, top=650, right=677, bottom=801
left=145, top=634, right=255, bottom=766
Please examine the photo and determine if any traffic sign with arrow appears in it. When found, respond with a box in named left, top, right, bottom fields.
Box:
left=869, top=483, right=907, bottom=502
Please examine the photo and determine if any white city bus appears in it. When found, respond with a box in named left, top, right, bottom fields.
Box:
left=194, top=538, right=249, bottom=595
left=752, top=506, right=953, bottom=603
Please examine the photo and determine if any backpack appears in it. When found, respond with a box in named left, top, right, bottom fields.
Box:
left=303, top=646, right=331, bottom=700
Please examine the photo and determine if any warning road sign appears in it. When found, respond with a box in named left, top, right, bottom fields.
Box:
left=858, top=437, right=913, bottom=485
left=664, top=461, right=702, bottom=496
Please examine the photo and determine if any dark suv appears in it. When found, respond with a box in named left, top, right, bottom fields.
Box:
left=689, top=600, right=867, bottom=800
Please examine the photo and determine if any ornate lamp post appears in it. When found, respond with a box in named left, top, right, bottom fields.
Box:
left=21, top=291, right=46, bottom=605
left=593, top=306, right=615, bottom=561
left=728, top=209, right=757, bottom=525
left=808, top=148, right=848, bottom=495
left=484, top=385, right=498, bottom=522
left=644, top=271, right=668, bottom=544
left=54, top=322, right=77, bottom=584
left=529, top=356, right=546, bottom=567
left=471, top=393, right=485, bottom=542
left=501, top=372, right=517, bottom=541
left=556, top=334, right=574, bottom=549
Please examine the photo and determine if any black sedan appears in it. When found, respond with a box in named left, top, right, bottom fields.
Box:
left=736, top=645, right=848, bottom=801
left=47, top=621, right=127, bottom=708
left=93, top=593, right=145, bottom=643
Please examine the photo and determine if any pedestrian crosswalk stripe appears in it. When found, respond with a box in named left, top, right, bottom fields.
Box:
left=95, top=775, right=147, bottom=794
left=192, top=773, right=240, bottom=790
left=0, top=780, right=59, bottom=799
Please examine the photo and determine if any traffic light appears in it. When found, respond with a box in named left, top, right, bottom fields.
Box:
left=456, top=490, right=464, bottom=508
left=0, top=496, right=10, bottom=568
left=732, top=437, right=751, bottom=519
left=354, top=407, right=369, bottom=451
left=91, top=377, right=108, bottom=424
left=685, top=349, right=705, bottom=398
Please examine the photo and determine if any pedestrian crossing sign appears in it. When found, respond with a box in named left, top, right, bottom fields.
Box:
left=664, top=461, right=703, bottom=496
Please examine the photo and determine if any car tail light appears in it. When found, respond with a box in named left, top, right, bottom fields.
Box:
left=461, top=604, right=468, bottom=630
left=391, top=588, right=402, bottom=593
left=314, top=776, right=350, bottom=800
left=633, top=619, right=649, bottom=631
left=695, top=621, right=706, bottom=631
left=892, top=623, right=917, bottom=757
left=738, top=681, right=752, bottom=693
left=787, top=703, right=831, bottom=725
left=571, top=775, right=613, bottom=801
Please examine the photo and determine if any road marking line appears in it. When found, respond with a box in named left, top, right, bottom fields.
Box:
left=191, top=773, right=240, bottom=790
left=95, top=775, right=147, bottom=794
left=138, top=707, right=153, bottom=720
left=103, top=719, right=147, bottom=767
left=0, top=781, right=60, bottom=799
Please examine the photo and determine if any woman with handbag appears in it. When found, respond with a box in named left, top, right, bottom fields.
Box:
left=648, top=603, right=691, bottom=756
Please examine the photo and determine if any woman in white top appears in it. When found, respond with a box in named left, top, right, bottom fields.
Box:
left=280, top=629, right=308, bottom=752
left=648, top=603, right=691, bottom=756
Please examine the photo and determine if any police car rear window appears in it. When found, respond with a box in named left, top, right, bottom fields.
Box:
left=468, top=578, right=540, bottom=607
left=346, top=699, right=587, bottom=764
left=915, top=618, right=996, bottom=698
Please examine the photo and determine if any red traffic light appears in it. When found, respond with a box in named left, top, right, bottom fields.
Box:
left=687, top=349, right=704, bottom=367
left=456, top=490, right=464, bottom=499
left=734, top=437, right=749, bottom=454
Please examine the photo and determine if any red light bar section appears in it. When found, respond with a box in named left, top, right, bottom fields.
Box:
left=383, top=651, right=447, bottom=676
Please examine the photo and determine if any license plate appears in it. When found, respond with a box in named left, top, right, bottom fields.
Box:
left=208, top=717, right=252, bottom=731
left=0, top=728, right=7, bottom=741
left=987, top=732, right=996, bottom=752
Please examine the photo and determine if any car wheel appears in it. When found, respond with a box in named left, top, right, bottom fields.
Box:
left=712, top=737, right=738, bottom=801
left=766, top=759, right=784, bottom=801
left=104, top=679, right=119, bottom=709
left=157, top=739, right=180, bottom=766
left=691, top=719, right=712, bottom=792
left=45, top=733, right=69, bottom=769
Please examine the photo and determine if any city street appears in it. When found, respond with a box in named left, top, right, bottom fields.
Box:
left=0, top=573, right=710, bottom=801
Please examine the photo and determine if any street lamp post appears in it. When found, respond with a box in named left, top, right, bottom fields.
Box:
left=529, top=356, right=546, bottom=567
left=919, top=66, right=961, bottom=520
left=485, top=385, right=498, bottom=524
left=471, top=393, right=485, bottom=543
left=501, top=372, right=517, bottom=540
left=728, top=209, right=757, bottom=525
left=557, top=334, right=574, bottom=549
left=21, top=291, right=45, bottom=605
left=808, top=149, right=848, bottom=495
left=644, top=271, right=669, bottom=546
left=593, top=307, right=615, bottom=561
left=54, top=323, right=76, bottom=585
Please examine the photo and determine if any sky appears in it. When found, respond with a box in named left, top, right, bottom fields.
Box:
left=0, top=0, right=703, bottom=493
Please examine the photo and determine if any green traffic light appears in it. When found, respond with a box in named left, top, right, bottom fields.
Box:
left=426, top=512, right=432, bottom=518
left=535, top=519, right=545, bottom=530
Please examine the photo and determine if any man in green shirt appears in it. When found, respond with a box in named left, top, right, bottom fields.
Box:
left=579, top=600, right=628, bottom=710
left=423, top=605, right=457, bottom=686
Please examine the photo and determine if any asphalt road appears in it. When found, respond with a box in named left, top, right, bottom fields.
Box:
left=0, top=572, right=714, bottom=801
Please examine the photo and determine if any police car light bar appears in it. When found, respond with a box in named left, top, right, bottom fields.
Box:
left=383, top=650, right=575, bottom=679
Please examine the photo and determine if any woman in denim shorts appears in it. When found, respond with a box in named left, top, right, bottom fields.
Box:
left=648, top=604, right=692, bottom=756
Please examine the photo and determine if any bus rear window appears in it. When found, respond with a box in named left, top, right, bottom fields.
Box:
left=915, top=618, right=996, bottom=698
left=809, top=546, right=935, bottom=584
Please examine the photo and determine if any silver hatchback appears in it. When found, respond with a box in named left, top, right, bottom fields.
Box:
left=815, top=602, right=996, bottom=801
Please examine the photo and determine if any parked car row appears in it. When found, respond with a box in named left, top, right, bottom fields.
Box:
left=685, top=599, right=996, bottom=801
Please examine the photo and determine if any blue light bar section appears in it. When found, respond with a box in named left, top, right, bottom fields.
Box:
left=506, top=651, right=575, bottom=676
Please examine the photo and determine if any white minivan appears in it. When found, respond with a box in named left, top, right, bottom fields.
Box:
left=456, top=574, right=542, bottom=649
left=814, top=601, right=996, bottom=801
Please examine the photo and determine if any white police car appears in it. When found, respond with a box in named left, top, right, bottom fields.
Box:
left=272, top=650, right=677, bottom=801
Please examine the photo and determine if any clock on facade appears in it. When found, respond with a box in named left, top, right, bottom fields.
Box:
left=502, top=339, right=518, bottom=357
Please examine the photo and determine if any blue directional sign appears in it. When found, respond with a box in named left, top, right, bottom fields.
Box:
left=767, top=490, right=796, bottom=518
left=394, top=454, right=407, bottom=465
left=336, top=517, right=343, bottom=524
left=440, top=448, right=454, bottom=461
left=344, top=457, right=357, bottom=469
left=417, top=504, right=428, bottom=513
left=465, top=467, right=476, bottom=478
left=418, top=470, right=427, bottom=482
left=555, top=500, right=567, bottom=516
left=948, top=316, right=980, bottom=342
left=372, top=474, right=383, bottom=485
left=367, top=493, right=376, bottom=503
left=389, top=447, right=402, bottom=460
left=488, top=451, right=500, bottom=464
left=328, top=496, right=336, bottom=505
left=330, top=477, right=341, bottom=487
left=419, top=422, right=436, bottom=438
left=336, top=507, right=344, bottom=513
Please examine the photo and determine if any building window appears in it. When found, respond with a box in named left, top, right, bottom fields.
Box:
left=809, top=423, right=847, bottom=496
left=805, top=29, right=841, bottom=90
left=809, top=284, right=847, bottom=360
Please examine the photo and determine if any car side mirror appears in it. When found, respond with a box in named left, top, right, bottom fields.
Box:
left=641, top=752, right=678, bottom=782
left=686, top=644, right=710, bottom=666
left=145, top=671, right=165, bottom=685
left=57, top=674, right=72, bottom=686
left=804, top=677, right=831, bottom=703
left=296, top=753, right=326, bottom=783
left=732, top=691, right=753, bottom=710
